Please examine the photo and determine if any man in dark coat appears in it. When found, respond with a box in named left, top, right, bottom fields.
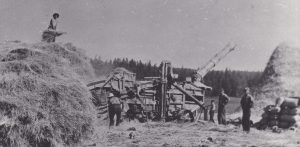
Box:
left=218, top=89, right=230, bottom=125
left=241, top=87, right=254, bottom=132
left=108, top=92, right=122, bottom=126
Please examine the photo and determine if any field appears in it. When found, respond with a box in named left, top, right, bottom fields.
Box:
left=87, top=116, right=300, bottom=147
left=82, top=97, right=300, bottom=147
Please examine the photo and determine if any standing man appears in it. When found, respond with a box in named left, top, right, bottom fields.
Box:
left=48, top=13, right=59, bottom=31
left=125, top=86, right=137, bottom=121
left=218, top=89, right=230, bottom=125
left=42, top=13, right=65, bottom=43
left=241, top=87, right=254, bottom=132
left=209, top=100, right=216, bottom=123
left=108, top=92, right=122, bottom=126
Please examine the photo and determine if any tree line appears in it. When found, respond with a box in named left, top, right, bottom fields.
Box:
left=90, top=57, right=262, bottom=97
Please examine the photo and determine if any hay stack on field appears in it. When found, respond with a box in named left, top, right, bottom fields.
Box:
left=0, top=42, right=97, bottom=147
left=259, top=43, right=300, bottom=98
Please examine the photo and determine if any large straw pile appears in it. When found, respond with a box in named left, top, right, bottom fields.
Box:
left=0, top=41, right=97, bottom=146
left=259, top=43, right=300, bottom=98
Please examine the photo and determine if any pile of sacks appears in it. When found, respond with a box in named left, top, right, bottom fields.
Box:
left=257, top=97, right=300, bottom=130
left=278, top=97, right=300, bottom=128
left=258, top=97, right=300, bottom=129
left=258, top=105, right=280, bottom=130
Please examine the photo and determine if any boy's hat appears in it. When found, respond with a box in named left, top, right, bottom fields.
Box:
left=53, top=13, right=59, bottom=17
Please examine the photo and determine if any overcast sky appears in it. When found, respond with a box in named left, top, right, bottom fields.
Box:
left=0, top=0, right=299, bottom=71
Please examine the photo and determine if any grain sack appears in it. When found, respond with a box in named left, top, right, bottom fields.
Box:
left=288, top=107, right=300, bottom=115
left=268, top=114, right=278, bottom=121
left=256, top=117, right=269, bottom=130
left=280, top=114, right=300, bottom=123
left=268, top=120, right=278, bottom=127
left=264, top=105, right=280, bottom=114
left=278, top=121, right=291, bottom=129
left=260, top=117, right=269, bottom=124
left=280, top=107, right=290, bottom=115
left=281, top=97, right=299, bottom=108
left=275, top=97, right=285, bottom=107
left=261, top=112, right=269, bottom=119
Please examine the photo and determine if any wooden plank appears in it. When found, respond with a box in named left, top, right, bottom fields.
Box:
left=169, top=102, right=183, bottom=105
left=144, top=77, right=160, bottom=80
left=124, top=80, right=135, bottom=82
left=101, top=75, right=114, bottom=88
left=87, top=80, right=106, bottom=87
left=185, top=101, right=197, bottom=104
left=172, top=83, right=205, bottom=110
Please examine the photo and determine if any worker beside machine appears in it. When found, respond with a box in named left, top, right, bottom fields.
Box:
left=209, top=100, right=216, bottom=123
left=218, top=89, right=230, bottom=125
left=124, top=86, right=147, bottom=122
left=108, top=92, right=122, bottom=126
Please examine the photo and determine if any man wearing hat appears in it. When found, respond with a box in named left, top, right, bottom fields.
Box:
left=218, top=88, right=230, bottom=125
left=48, top=13, right=59, bottom=31
left=240, top=87, right=254, bottom=132
left=42, top=13, right=66, bottom=43
left=108, top=92, right=122, bottom=126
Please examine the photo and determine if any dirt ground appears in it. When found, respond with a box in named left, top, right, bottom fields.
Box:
left=84, top=112, right=300, bottom=147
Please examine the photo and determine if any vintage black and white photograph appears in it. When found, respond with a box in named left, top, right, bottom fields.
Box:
left=0, top=0, right=300, bottom=146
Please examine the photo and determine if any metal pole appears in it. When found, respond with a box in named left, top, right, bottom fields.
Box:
left=160, top=62, right=166, bottom=121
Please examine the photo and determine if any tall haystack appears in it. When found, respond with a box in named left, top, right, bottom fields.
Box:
left=0, top=41, right=97, bottom=147
left=259, top=43, right=300, bottom=98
